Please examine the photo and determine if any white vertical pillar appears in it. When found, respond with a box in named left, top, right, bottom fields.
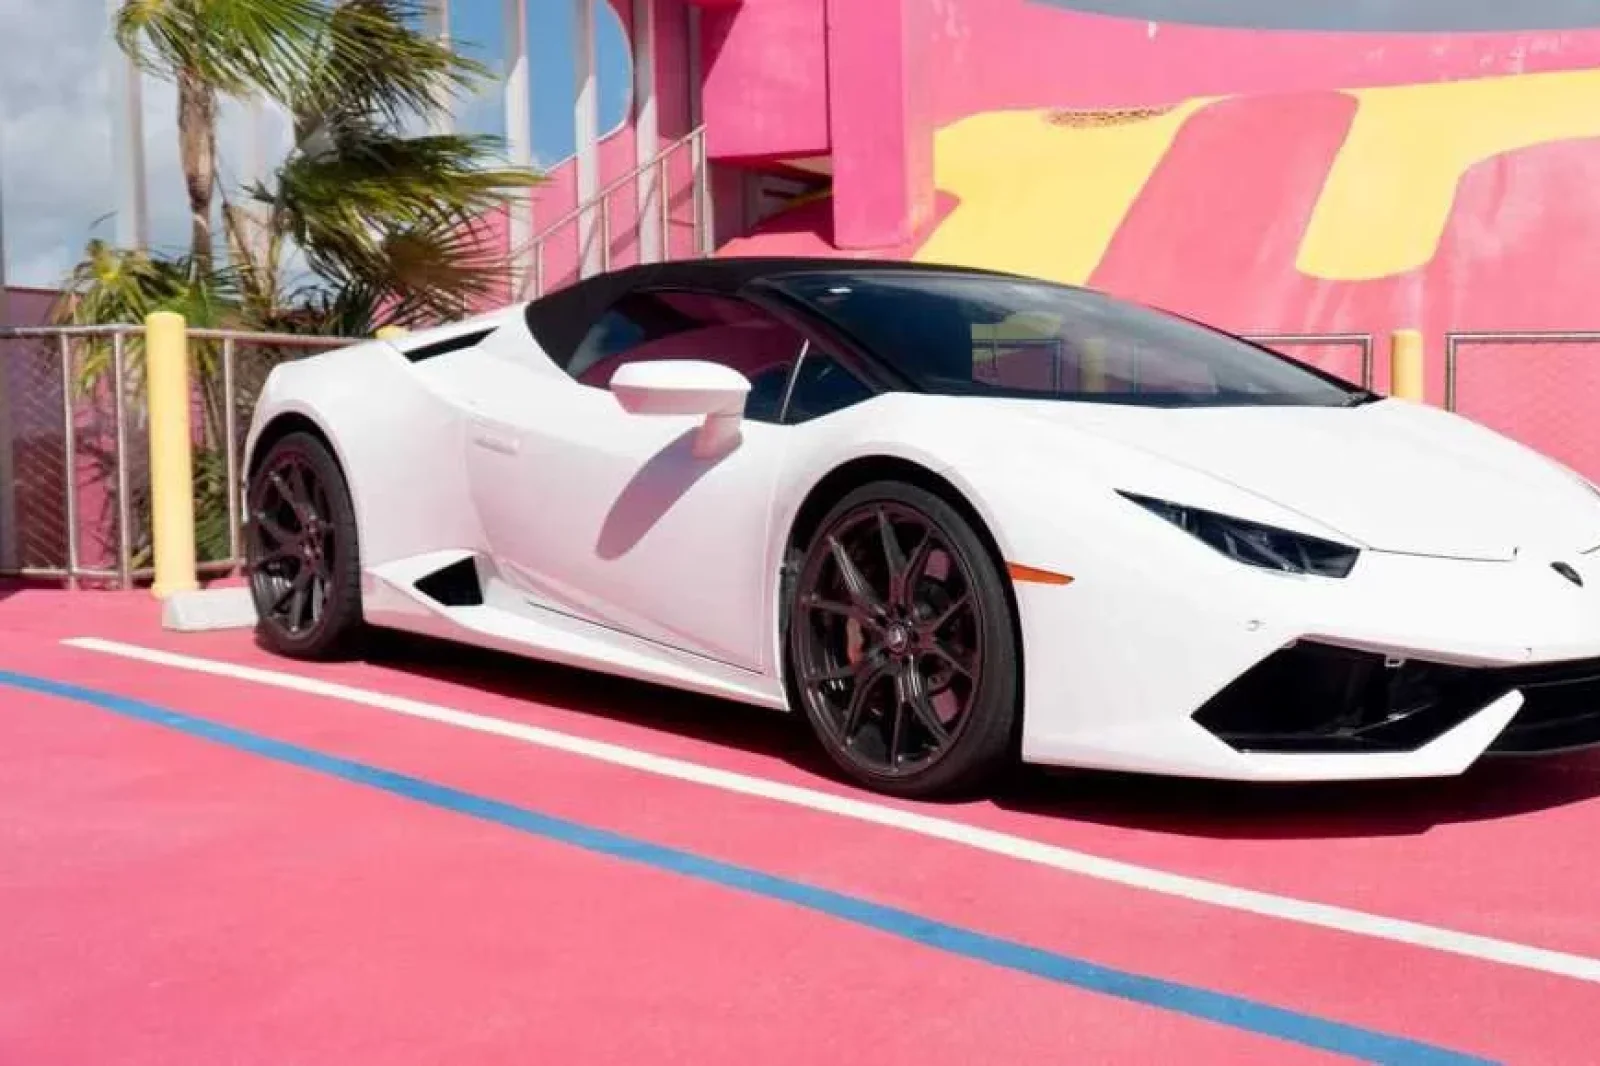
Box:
left=236, top=95, right=271, bottom=267
left=686, top=4, right=709, bottom=256
left=427, top=0, right=455, bottom=135
left=0, top=122, right=15, bottom=572
left=632, top=0, right=660, bottom=263
left=573, top=0, right=601, bottom=277
left=107, top=0, right=149, bottom=250
left=503, top=0, right=533, bottom=295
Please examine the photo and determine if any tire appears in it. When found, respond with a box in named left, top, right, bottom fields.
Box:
left=786, top=480, right=1020, bottom=798
left=244, top=430, right=364, bottom=660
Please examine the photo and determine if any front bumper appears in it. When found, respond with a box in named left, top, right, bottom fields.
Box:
left=1194, top=641, right=1600, bottom=756
left=1015, top=538, right=1600, bottom=781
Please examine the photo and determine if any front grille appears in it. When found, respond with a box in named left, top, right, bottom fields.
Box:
left=1194, top=642, right=1600, bottom=755
left=1488, top=660, right=1600, bottom=754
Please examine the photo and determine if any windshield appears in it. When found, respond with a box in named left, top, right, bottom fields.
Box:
left=768, top=271, right=1367, bottom=408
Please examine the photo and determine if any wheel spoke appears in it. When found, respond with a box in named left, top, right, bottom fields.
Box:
left=930, top=641, right=978, bottom=679
left=839, top=661, right=891, bottom=741
left=804, top=594, right=865, bottom=621
left=827, top=535, right=883, bottom=616
left=804, top=661, right=857, bottom=684
left=253, top=510, right=296, bottom=545
left=907, top=689, right=951, bottom=746
left=876, top=509, right=909, bottom=601
left=920, top=592, right=972, bottom=636
left=251, top=544, right=298, bottom=569
left=886, top=699, right=906, bottom=767
left=271, top=569, right=310, bottom=614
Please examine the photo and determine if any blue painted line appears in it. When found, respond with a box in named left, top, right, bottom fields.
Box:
left=1, top=668, right=1495, bottom=1065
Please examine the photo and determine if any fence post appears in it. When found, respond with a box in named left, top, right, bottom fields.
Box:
left=1390, top=329, right=1425, bottom=402
left=146, top=311, right=197, bottom=598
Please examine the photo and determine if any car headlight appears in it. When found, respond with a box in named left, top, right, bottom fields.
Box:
left=1118, top=491, right=1360, bottom=578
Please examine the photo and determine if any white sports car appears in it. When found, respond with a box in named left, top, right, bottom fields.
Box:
left=242, top=258, right=1600, bottom=797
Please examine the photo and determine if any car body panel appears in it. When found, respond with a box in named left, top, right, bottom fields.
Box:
left=244, top=261, right=1600, bottom=783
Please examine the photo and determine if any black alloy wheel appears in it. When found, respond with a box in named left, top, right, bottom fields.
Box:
left=245, top=431, right=363, bottom=659
left=788, top=481, right=1019, bottom=797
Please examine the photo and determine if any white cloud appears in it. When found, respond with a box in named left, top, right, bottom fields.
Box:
left=0, top=0, right=291, bottom=289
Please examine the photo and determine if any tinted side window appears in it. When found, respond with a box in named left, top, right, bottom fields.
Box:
left=785, top=352, right=875, bottom=424
left=567, top=290, right=807, bottom=424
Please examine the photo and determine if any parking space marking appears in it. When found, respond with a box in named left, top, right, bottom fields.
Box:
left=1, top=665, right=1493, bottom=1064
left=65, top=635, right=1600, bottom=986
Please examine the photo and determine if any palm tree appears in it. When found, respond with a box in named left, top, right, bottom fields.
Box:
left=60, top=0, right=539, bottom=566
left=114, top=0, right=473, bottom=273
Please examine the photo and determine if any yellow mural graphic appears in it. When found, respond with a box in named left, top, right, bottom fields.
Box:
left=913, top=101, right=1211, bottom=285
left=1299, top=68, right=1600, bottom=280
left=915, top=68, right=1600, bottom=286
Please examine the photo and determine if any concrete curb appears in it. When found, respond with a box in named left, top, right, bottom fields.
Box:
left=161, top=587, right=258, bottom=632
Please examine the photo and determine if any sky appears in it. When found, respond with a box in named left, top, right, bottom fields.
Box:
left=0, top=0, right=633, bottom=290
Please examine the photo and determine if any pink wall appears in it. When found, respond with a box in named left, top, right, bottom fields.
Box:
left=690, top=0, right=1600, bottom=258
left=924, top=4, right=1600, bottom=119
left=3, top=287, right=58, bottom=328
left=823, top=0, right=935, bottom=249
left=699, top=0, right=829, bottom=162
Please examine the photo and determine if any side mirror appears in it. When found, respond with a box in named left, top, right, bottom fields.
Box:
left=610, top=359, right=751, bottom=458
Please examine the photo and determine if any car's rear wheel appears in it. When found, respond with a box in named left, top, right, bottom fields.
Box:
left=787, top=481, right=1020, bottom=798
left=245, top=430, right=364, bottom=660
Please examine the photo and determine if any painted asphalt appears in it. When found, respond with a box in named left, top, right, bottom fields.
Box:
left=2, top=588, right=1598, bottom=1063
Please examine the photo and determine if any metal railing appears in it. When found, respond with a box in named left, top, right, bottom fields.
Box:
left=1444, top=331, right=1600, bottom=411
left=1245, top=332, right=1375, bottom=389
left=520, top=125, right=713, bottom=301
left=970, top=331, right=1375, bottom=391
left=0, top=323, right=348, bottom=587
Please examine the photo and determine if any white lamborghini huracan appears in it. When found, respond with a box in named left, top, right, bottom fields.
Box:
left=242, top=258, right=1600, bottom=797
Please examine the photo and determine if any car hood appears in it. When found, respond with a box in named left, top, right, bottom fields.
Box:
left=1005, top=398, right=1600, bottom=561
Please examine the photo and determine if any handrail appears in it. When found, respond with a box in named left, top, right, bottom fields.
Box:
left=527, top=125, right=707, bottom=246
left=1, top=324, right=356, bottom=346
left=1443, top=329, right=1600, bottom=411
left=520, top=124, right=712, bottom=301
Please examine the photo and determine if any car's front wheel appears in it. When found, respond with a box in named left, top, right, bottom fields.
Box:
left=787, top=480, right=1020, bottom=798
left=244, top=430, right=364, bottom=660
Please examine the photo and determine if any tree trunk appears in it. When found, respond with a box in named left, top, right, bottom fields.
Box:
left=177, top=67, right=217, bottom=272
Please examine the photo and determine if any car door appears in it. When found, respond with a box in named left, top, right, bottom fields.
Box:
left=464, top=288, right=810, bottom=673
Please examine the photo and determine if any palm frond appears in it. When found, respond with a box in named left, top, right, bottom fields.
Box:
left=295, top=0, right=489, bottom=136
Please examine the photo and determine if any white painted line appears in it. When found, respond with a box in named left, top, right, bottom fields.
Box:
left=65, top=634, right=1600, bottom=985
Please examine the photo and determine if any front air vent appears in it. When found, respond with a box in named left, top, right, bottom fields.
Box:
left=396, top=327, right=494, bottom=363
left=414, top=557, right=484, bottom=606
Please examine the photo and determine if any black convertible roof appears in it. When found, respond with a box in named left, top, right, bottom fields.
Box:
left=522, top=256, right=1018, bottom=367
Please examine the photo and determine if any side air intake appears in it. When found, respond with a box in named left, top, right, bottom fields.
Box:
left=413, top=557, right=485, bottom=606
left=394, top=327, right=494, bottom=363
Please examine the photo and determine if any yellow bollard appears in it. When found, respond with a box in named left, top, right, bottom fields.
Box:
left=146, top=311, right=198, bottom=599
left=375, top=325, right=408, bottom=341
left=1079, top=336, right=1108, bottom=394
left=1389, top=329, right=1425, bottom=402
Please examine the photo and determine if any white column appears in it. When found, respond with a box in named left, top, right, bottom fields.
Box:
left=503, top=0, right=533, bottom=295
left=236, top=95, right=271, bottom=267
left=686, top=4, right=710, bottom=256
left=427, top=0, right=455, bottom=135
left=573, top=0, right=601, bottom=277
left=632, top=0, right=660, bottom=263
left=107, top=0, right=149, bottom=250
left=0, top=122, right=15, bottom=572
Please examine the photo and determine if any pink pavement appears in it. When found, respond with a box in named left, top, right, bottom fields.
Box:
left=1, top=588, right=1596, bottom=1061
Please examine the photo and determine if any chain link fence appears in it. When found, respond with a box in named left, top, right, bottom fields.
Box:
left=1446, top=331, right=1600, bottom=483
left=0, top=325, right=348, bottom=587
left=1245, top=332, right=1375, bottom=390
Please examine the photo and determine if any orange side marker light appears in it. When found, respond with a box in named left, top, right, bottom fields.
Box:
left=1006, top=562, right=1074, bottom=586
